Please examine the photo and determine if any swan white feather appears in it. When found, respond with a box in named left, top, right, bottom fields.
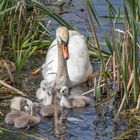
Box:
left=42, top=29, right=92, bottom=87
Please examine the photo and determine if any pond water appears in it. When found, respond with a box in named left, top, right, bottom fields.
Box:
left=0, top=0, right=140, bottom=140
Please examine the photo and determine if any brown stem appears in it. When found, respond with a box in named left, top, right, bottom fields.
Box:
left=0, top=80, right=27, bottom=96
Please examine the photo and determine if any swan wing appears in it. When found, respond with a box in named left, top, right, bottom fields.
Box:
left=42, top=30, right=92, bottom=86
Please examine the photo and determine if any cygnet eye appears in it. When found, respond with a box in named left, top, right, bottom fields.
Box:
left=60, top=89, right=64, bottom=94
left=63, top=89, right=65, bottom=93
left=42, top=87, right=45, bottom=91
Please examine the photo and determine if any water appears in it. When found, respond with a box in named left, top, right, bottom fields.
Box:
left=0, top=0, right=140, bottom=140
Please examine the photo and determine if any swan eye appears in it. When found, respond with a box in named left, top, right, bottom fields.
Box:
left=61, top=38, right=68, bottom=47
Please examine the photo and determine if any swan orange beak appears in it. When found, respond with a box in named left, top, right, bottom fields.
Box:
left=61, top=44, right=69, bottom=60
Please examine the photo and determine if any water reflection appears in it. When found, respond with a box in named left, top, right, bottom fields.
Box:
left=0, top=0, right=140, bottom=139
left=0, top=82, right=139, bottom=139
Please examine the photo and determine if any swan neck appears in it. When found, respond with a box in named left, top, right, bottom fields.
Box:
left=54, top=46, right=71, bottom=89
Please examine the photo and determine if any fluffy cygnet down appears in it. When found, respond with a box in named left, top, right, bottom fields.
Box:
left=60, top=86, right=90, bottom=108
left=5, top=97, right=29, bottom=124
left=14, top=102, right=40, bottom=129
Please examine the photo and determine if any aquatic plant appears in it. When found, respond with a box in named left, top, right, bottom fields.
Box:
left=0, top=0, right=140, bottom=114
left=0, top=0, right=74, bottom=77
left=84, top=0, right=140, bottom=115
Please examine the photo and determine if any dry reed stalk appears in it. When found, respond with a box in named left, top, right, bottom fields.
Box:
left=53, top=95, right=60, bottom=136
left=112, top=26, right=117, bottom=85
left=106, top=55, right=112, bottom=67
left=115, top=93, right=126, bottom=119
left=4, top=62, right=14, bottom=82
left=31, top=67, right=42, bottom=76
left=136, top=94, right=140, bottom=109
left=82, top=83, right=105, bottom=96
left=125, top=28, right=132, bottom=75
left=113, top=52, right=116, bottom=83
left=87, top=71, right=100, bottom=80
left=0, top=80, right=27, bottom=96
left=106, top=55, right=113, bottom=79
left=0, top=111, right=4, bottom=116
left=0, top=36, right=4, bottom=52
left=127, top=30, right=140, bottom=50
left=127, top=71, right=134, bottom=92
left=84, top=0, right=106, bottom=80
left=115, top=72, right=134, bottom=119
left=116, top=63, right=120, bottom=91
left=93, top=77, right=97, bottom=97
left=95, top=92, right=117, bottom=106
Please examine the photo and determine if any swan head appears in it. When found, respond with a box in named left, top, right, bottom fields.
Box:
left=56, top=26, right=69, bottom=60
left=60, top=86, right=69, bottom=97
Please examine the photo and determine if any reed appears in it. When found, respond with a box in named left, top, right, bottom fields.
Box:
left=110, top=0, right=140, bottom=114
left=85, top=0, right=140, bottom=113
left=1, top=0, right=140, bottom=113
left=0, top=0, right=75, bottom=77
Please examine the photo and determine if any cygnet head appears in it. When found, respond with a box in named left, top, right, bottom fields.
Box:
left=30, top=102, right=40, bottom=116
left=40, top=80, right=51, bottom=90
left=41, top=87, right=53, bottom=106
left=37, top=82, right=53, bottom=106
left=20, top=98, right=28, bottom=111
left=10, top=97, right=28, bottom=111
left=36, top=88, right=46, bottom=100
left=36, top=80, right=52, bottom=100
left=41, top=80, right=53, bottom=97
left=60, top=86, right=69, bottom=97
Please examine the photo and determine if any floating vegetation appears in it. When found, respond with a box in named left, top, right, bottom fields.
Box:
left=113, top=128, right=138, bottom=140
left=84, top=0, right=140, bottom=116
left=0, top=127, right=46, bottom=140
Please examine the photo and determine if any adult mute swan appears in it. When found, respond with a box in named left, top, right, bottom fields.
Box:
left=42, top=26, right=92, bottom=90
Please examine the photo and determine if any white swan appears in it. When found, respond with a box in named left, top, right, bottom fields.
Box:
left=42, top=26, right=92, bottom=90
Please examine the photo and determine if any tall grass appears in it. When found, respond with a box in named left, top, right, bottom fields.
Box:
left=1, top=0, right=140, bottom=113
left=0, top=0, right=74, bottom=77
left=85, top=0, right=140, bottom=114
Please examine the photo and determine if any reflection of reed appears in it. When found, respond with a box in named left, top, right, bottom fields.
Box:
left=53, top=94, right=68, bottom=140
left=54, top=95, right=60, bottom=135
